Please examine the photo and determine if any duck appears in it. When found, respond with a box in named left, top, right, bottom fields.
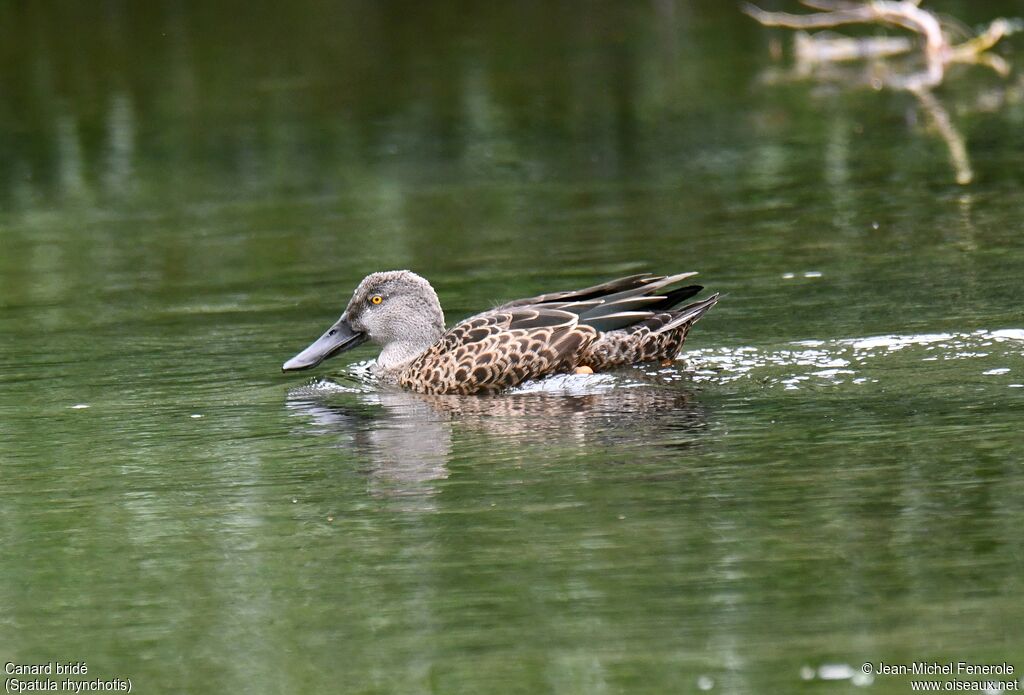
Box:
left=282, top=270, right=719, bottom=395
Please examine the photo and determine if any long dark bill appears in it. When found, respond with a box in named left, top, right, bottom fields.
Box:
left=282, top=314, right=368, bottom=371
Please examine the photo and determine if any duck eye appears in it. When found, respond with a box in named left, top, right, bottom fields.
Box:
left=370, top=295, right=383, bottom=305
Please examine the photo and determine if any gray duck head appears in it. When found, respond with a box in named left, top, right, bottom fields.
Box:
left=282, top=270, right=446, bottom=372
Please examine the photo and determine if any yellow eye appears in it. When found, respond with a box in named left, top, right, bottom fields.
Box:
left=370, top=295, right=383, bottom=305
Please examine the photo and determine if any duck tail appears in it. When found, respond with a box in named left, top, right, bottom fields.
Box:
left=653, top=293, right=720, bottom=334
left=578, top=293, right=719, bottom=370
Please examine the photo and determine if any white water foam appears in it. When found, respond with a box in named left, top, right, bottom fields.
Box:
left=687, top=329, right=1024, bottom=391
left=289, top=330, right=1023, bottom=395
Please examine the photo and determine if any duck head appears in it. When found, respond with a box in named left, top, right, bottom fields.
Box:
left=282, top=270, right=446, bottom=372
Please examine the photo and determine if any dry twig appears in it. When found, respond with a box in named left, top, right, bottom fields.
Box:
left=743, top=0, right=1018, bottom=82
left=743, top=0, right=1021, bottom=184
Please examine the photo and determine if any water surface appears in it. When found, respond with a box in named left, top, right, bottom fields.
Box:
left=2, top=2, right=1023, bottom=693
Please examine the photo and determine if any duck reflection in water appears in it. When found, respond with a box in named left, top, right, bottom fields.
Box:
left=285, top=373, right=710, bottom=501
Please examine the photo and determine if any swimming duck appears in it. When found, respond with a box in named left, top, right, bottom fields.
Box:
left=282, top=270, right=719, bottom=395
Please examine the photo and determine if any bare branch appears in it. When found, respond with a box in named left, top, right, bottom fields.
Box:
left=745, top=1, right=946, bottom=53
left=950, top=18, right=1014, bottom=62
left=799, top=0, right=863, bottom=11
left=744, top=1, right=1018, bottom=185
left=742, top=4, right=874, bottom=29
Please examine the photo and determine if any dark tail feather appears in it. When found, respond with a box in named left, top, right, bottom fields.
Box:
left=653, top=294, right=720, bottom=334
left=585, top=311, right=661, bottom=332
left=498, top=273, right=655, bottom=308
left=649, top=284, right=703, bottom=312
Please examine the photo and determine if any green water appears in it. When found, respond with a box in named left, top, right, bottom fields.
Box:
left=2, top=2, right=1023, bottom=693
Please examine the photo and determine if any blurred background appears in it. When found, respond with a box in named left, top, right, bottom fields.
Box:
left=1, top=2, right=1023, bottom=693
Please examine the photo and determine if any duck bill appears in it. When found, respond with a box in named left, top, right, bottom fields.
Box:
left=282, top=313, right=367, bottom=371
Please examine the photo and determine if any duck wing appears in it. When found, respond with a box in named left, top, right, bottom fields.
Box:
left=493, top=272, right=720, bottom=370
left=494, top=272, right=705, bottom=333
left=398, top=307, right=597, bottom=395
left=495, top=273, right=657, bottom=308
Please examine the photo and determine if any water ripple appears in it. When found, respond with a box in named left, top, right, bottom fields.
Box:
left=688, top=329, right=1024, bottom=390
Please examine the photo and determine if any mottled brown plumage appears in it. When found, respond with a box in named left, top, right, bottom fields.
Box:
left=398, top=307, right=598, bottom=394
left=283, top=270, right=718, bottom=395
